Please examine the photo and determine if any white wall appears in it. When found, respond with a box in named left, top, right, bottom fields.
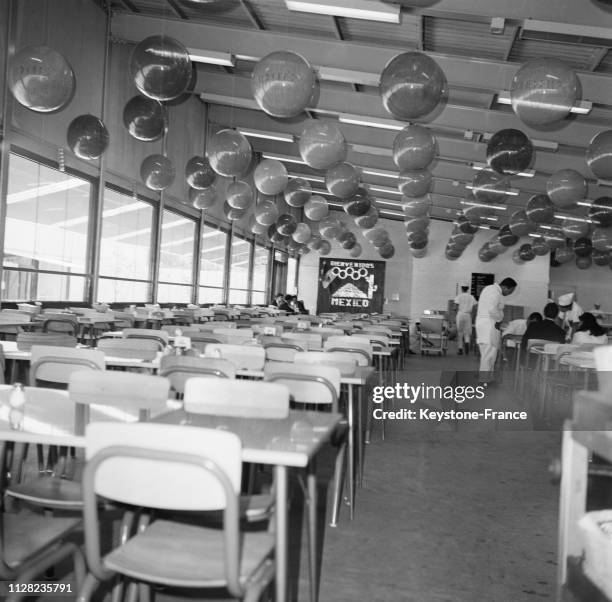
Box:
left=549, top=259, right=612, bottom=313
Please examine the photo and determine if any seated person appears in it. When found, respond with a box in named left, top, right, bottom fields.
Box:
left=291, top=295, right=309, bottom=315
left=282, top=294, right=299, bottom=314
left=273, top=293, right=293, bottom=313
left=501, top=313, right=541, bottom=361
left=521, top=303, right=566, bottom=355
left=571, top=312, right=608, bottom=345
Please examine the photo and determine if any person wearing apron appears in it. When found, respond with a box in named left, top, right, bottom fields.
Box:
left=475, top=278, right=518, bottom=385
left=454, top=285, right=477, bottom=355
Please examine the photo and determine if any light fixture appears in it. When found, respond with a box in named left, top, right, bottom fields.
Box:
left=555, top=214, right=595, bottom=224
left=465, top=184, right=519, bottom=196
left=238, top=128, right=294, bottom=143
left=288, top=172, right=325, bottom=183
left=8, top=179, right=88, bottom=205
left=367, top=185, right=402, bottom=196
left=284, top=0, right=400, bottom=23
left=261, top=152, right=305, bottom=164
left=482, top=131, right=559, bottom=151
left=339, top=113, right=404, bottom=131
left=576, top=200, right=593, bottom=207
left=317, top=66, right=379, bottom=87
left=379, top=209, right=404, bottom=217
left=460, top=200, right=508, bottom=211
left=520, top=19, right=612, bottom=44
left=361, top=168, right=400, bottom=179
left=187, top=48, right=235, bottom=67
left=351, top=143, right=392, bottom=157
left=472, top=162, right=535, bottom=178
left=375, top=198, right=403, bottom=207
left=495, top=91, right=592, bottom=115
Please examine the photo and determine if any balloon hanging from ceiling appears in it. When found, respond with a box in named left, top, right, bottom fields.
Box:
left=253, top=159, right=288, bottom=195
left=403, top=196, right=431, bottom=218
left=486, top=129, right=533, bottom=175
left=338, top=231, right=357, bottom=250
left=531, top=238, right=551, bottom=256
left=509, top=210, right=537, bottom=237
left=398, top=169, right=432, bottom=197
left=462, top=205, right=487, bottom=226
left=592, top=249, right=611, bottom=266
left=511, top=248, right=524, bottom=265
left=405, top=216, right=430, bottom=233
left=354, top=206, right=379, bottom=229
left=130, top=35, right=192, bottom=101
left=380, top=51, right=446, bottom=120
left=488, top=237, right=507, bottom=255
left=378, top=242, right=395, bottom=259
left=254, top=196, right=279, bottom=226
left=455, top=215, right=479, bottom=235
left=251, top=51, right=316, bottom=118
left=226, top=180, right=254, bottom=210
left=576, top=255, right=593, bottom=270
left=292, top=222, right=312, bottom=244
left=555, top=245, right=575, bottom=264
left=284, top=178, right=312, bottom=207
left=470, top=170, right=510, bottom=204
left=349, top=242, right=363, bottom=258
left=510, top=58, right=581, bottom=127
left=561, top=219, right=590, bottom=240
left=406, top=229, right=429, bottom=244
left=412, top=247, right=427, bottom=259
left=449, top=229, right=474, bottom=247
left=573, top=237, right=593, bottom=257
left=540, top=227, right=565, bottom=249
left=586, top=131, right=612, bottom=180
left=304, top=195, right=329, bottom=221
left=589, top=197, right=612, bottom=228
left=498, top=224, right=519, bottom=247
left=525, top=194, right=555, bottom=224
left=189, top=186, right=217, bottom=210
left=592, top=227, right=612, bottom=252
left=299, top=121, right=347, bottom=169
left=185, top=156, right=216, bottom=189
left=546, top=169, right=586, bottom=209
left=478, top=243, right=496, bottom=262
left=343, top=188, right=372, bottom=216
left=276, top=213, right=298, bottom=236
left=364, top=227, right=390, bottom=248
left=267, top=224, right=289, bottom=245
left=318, top=239, right=332, bottom=256
left=207, top=129, right=252, bottom=177
left=249, top=215, right=268, bottom=235
left=223, top=200, right=246, bottom=221
left=518, top=243, right=536, bottom=262
left=319, top=215, right=342, bottom=239
left=393, top=124, right=436, bottom=171
left=66, top=114, right=109, bottom=160
left=123, top=95, right=167, bottom=141
left=326, top=163, right=361, bottom=199
left=140, top=154, right=175, bottom=190
left=9, top=46, right=75, bottom=112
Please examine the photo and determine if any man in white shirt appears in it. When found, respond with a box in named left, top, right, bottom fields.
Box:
left=475, top=277, right=518, bottom=385
left=454, top=285, right=477, bottom=355
left=558, top=293, right=583, bottom=341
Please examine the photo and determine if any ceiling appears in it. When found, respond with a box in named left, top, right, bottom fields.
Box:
left=101, top=0, right=612, bottom=226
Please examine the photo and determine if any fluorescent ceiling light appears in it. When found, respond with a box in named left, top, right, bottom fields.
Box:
left=576, top=200, right=592, bottom=207
left=317, top=66, right=379, bottom=87
left=311, top=189, right=337, bottom=197
left=555, top=214, right=595, bottom=224
left=461, top=200, right=508, bottom=211
left=597, top=179, right=612, bottom=188
left=367, top=185, right=402, bottom=196
left=285, top=0, right=400, bottom=23
left=472, top=162, right=535, bottom=178
left=8, top=179, right=88, bottom=205
left=482, top=131, right=558, bottom=152
left=261, top=153, right=305, bottom=165
left=496, top=91, right=592, bottom=115
left=375, top=198, right=402, bottom=207
left=379, top=210, right=404, bottom=217
left=361, top=168, right=399, bottom=179
left=238, top=128, right=294, bottom=143
left=289, top=173, right=325, bottom=183
left=351, top=143, right=392, bottom=157
left=187, top=48, right=234, bottom=67
left=465, top=184, right=519, bottom=197
left=339, top=113, right=403, bottom=131
left=520, top=19, right=612, bottom=43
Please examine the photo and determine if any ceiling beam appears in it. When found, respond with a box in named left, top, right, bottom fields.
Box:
left=110, top=14, right=612, bottom=106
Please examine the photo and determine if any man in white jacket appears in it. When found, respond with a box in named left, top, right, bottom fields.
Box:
left=475, top=277, right=518, bottom=385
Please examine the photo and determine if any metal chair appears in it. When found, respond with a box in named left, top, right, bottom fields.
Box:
left=16, top=332, right=77, bottom=352
left=159, top=355, right=236, bottom=396
left=41, top=315, right=80, bottom=337
left=122, top=327, right=169, bottom=348
left=96, top=337, right=161, bottom=361
left=204, top=343, right=266, bottom=371
left=263, top=340, right=307, bottom=362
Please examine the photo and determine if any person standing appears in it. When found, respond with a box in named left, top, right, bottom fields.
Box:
left=454, top=285, right=477, bottom=355
left=557, top=293, right=583, bottom=341
left=475, top=277, right=518, bottom=385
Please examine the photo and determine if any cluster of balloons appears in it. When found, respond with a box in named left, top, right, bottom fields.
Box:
left=393, top=125, right=436, bottom=197
left=364, top=226, right=394, bottom=259
left=486, top=129, right=533, bottom=176
left=402, top=197, right=430, bottom=259
left=444, top=214, right=478, bottom=261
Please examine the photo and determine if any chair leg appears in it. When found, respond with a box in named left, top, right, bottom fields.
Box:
left=77, top=574, right=101, bottom=602
left=306, top=463, right=318, bottom=602
left=329, top=441, right=347, bottom=527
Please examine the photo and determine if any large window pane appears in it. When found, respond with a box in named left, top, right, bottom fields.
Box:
left=200, top=224, right=227, bottom=288
left=286, top=257, right=298, bottom=295
left=199, top=287, right=224, bottom=304
left=157, top=283, right=192, bottom=304
left=3, top=153, right=91, bottom=301
left=99, top=187, right=153, bottom=301
left=229, top=236, right=251, bottom=292
left=251, top=291, right=266, bottom=305
left=158, top=210, right=195, bottom=294
left=252, top=244, right=269, bottom=297
left=228, top=289, right=248, bottom=305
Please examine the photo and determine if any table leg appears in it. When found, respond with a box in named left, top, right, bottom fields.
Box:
left=354, top=383, right=364, bottom=488
left=307, top=462, right=318, bottom=602
left=275, top=465, right=288, bottom=602
left=346, top=386, right=355, bottom=520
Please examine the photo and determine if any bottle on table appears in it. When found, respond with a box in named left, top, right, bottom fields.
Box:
left=9, top=382, right=26, bottom=431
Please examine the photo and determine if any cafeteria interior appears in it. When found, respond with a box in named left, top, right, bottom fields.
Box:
left=1, top=1, right=612, bottom=601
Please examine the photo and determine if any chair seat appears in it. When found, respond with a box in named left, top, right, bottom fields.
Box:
left=6, top=478, right=83, bottom=509
left=3, top=513, right=82, bottom=568
left=104, top=519, right=274, bottom=587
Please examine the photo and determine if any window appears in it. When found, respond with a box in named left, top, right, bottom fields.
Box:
left=199, top=223, right=227, bottom=304
left=98, top=187, right=154, bottom=302
left=228, top=234, right=251, bottom=305
left=251, top=244, right=269, bottom=305
left=286, top=257, right=298, bottom=295
left=2, top=153, right=91, bottom=301
left=157, top=209, right=196, bottom=303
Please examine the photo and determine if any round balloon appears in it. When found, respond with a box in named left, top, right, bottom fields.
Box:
left=223, top=200, right=246, bottom=221
left=555, top=246, right=575, bottom=263
left=292, top=222, right=312, bottom=244
left=446, top=248, right=462, bottom=260
left=456, top=215, right=479, bottom=235
left=67, top=114, right=109, bottom=160
left=276, top=213, right=298, bottom=236
left=541, top=227, right=565, bottom=249
left=412, top=247, right=427, bottom=259
left=207, top=129, right=252, bottom=177
left=574, top=237, right=593, bottom=257
left=355, top=206, right=379, bottom=229
left=592, top=249, right=611, bottom=266
left=130, top=35, right=191, bottom=101
left=380, top=51, right=446, bottom=120
left=398, top=169, right=432, bottom=197
left=364, top=227, right=389, bottom=248
left=411, top=240, right=428, bottom=250
left=512, top=249, right=524, bottom=265
left=378, top=242, right=395, bottom=259
left=349, top=243, right=362, bottom=258
left=339, top=231, right=357, bottom=250
left=285, top=178, right=312, bottom=207
left=586, top=131, right=612, bottom=180
left=471, top=170, right=510, bottom=204
left=298, top=245, right=311, bottom=256
left=547, top=169, right=586, bottom=209
left=525, top=194, right=555, bottom=224
left=576, top=255, right=592, bottom=270
left=593, top=227, right=612, bottom=252
left=249, top=215, right=268, bottom=235
left=226, top=180, right=253, bottom=210
left=185, top=155, right=215, bottom=189
left=268, top=224, right=289, bottom=245
left=449, top=230, right=473, bottom=247
left=531, top=238, right=550, bottom=256
left=254, top=197, right=280, bottom=226
left=253, top=159, right=288, bottom=196
left=519, top=243, right=536, bottom=261
left=406, top=229, right=429, bottom=244
left=304, top=195, right=329, bottom=221
left=299, top=121, right=347, bottom=170
left=251, top=51, right=315, bottom=118
left=308, top=235, right=323, bottom=250
left=589, top=197, right=612, bottom=228
left=488, top=238, right=507, bottom=255
left=509, top=210, right=537, bottom=237
left=140, top=154, right=175, bottom=190
left=486, top=129, right=533, bottom=175
left=498, top=224, right=519, bottom=247
left=190, top=186, right=217, bottom=210
left=319, top=215, right=342, bottom=239
left=510, top=58, right=580, bottom=127
left=318, top=240, right=332, bottom=256
left=403, top=196, right=431, bottom=218
left=9, top=46, right=75, bottom=112
left=463, top=205, right=486, bottom=226
left=562, top=220, right=590, bottom=240
left=393, top=125, right=436, bottom=171
left=326, top=163, right=360, bottom=199
left=478, top=245, right=495, bottom=262
left=344, top=189, right=371, bottom=217
left=405, top=216, right=429, bottom=233
left=123, top=95, right=167, bottom=141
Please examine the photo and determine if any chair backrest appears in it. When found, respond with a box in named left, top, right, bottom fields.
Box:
left=41, top=316, right=80, bottom=336
left=293, top=351, right=357, bottom=376
left=264, top=363, right=341, bottom=411
left=160, top=355, right=236, bottom=394
left=282, top=332, right=323, bottom=350
left=352, top=333, right=390, bottom=350
left=123, top=328, right=169, bottom=347
left=199, top=321, right=237, bottom=331
left=0, top=311, right=32, bottom=323
left=361, top=326, right=393, bottom=337
left=252, top=323, right=283, bottom=336
left=264, top=341, right=307, bottom=362
left=314, top=327, right=344, bottom=340
left=324, top=335, right=372, bottom=366
left=204, top=344, right=265, bottom=370
left=16, top=332, right=78, bottom=351
left=213, top=329, right=255, bottom=345
left=97, top=337, right=161, bottom=360
left=184, top=377, right=289, bottom=418
left=30, top=345, right=105, bottom=386
left=111, top=312, right=136, bottom=329
left=526, top=338, right=553, bottom=353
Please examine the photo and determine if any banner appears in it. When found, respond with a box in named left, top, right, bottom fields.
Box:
left=316, top=257, right=385, bottom=314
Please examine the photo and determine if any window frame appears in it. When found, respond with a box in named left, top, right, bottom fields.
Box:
left=198, top=218, right=230, bottom=306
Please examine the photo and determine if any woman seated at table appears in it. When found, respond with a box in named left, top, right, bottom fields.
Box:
left=571, top=312, right=608, bottom=345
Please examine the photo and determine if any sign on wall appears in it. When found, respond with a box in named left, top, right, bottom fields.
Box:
left=471, top=272, right=495, bottom=300
left=316, top=257, right=385, bottom=314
